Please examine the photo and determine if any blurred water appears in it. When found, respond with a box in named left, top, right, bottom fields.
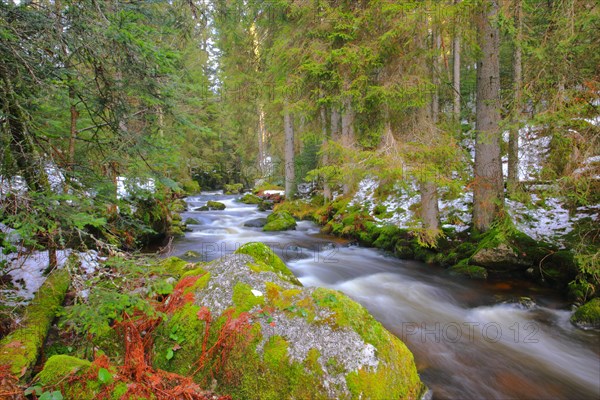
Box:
left=172, top=193, right=600, bottom=399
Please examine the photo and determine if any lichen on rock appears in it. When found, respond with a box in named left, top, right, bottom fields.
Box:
left=153, top=242, right=425, bottom=399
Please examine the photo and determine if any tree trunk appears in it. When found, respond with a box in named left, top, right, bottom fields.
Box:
left=320, top=105, right=331, bottom=202
left=507, top=0, right=522, bottom=196
left=284, top=103, right=295, bottom=198
left=420, top=29, right=441, bottom=238
left=257, top=105, right=267, bottom=177
left=453, top=0, right=461, bottom=121
left=341, top=94, right=355, bottom=195
left=473, top=0, right=504, bottom=232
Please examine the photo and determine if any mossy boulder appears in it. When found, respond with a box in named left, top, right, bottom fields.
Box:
left=37, top=355, right=92, bottom=386
left=153, top=242, right=425, bottom=399
left=224, top=183, right=244, bottom=194
left=197, top=201, right=226, bottom=211
left=448, top=260, right=488, bottom=280
left=207, top=200, right=226, bottom=210
left=570, top=298, right=600, bottom=329
left=240, top=193, right=262, bottom=204
left=184, top=217, right=201, bottom=225
left=263, top=210, right=297, bottom=231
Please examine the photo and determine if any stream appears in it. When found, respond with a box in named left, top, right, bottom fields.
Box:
left=172, top=193, right=600, bottom=399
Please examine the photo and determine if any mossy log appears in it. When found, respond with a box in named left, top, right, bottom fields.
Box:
left=0, top=269, right=71, bottom=379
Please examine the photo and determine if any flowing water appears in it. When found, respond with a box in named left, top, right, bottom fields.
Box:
left=172, top=193, right=600, bottom=399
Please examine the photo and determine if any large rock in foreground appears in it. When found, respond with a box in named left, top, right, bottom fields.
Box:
left=153, top=242, right=425, bottom=399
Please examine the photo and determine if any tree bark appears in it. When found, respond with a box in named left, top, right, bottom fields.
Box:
left=341, top=94, right=355, bottom=195
left=473, top=0, right=504, bottom=232
left=453, top=0, right=461, bottom=121
left=420, top=29, right=441, bottom=238
left=320, top=104, right=331, bottom=202
left=507, top=0, right=522, bottom=195
left=284, top=102, right=295, bottom=198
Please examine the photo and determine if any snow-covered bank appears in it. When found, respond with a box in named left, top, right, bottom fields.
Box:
left=347, top=177, right=599, bottom=247
left=0, top=249, right=103, bottom=306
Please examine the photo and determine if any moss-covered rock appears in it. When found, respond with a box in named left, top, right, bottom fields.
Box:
left=263, top=210, right=297, bottom=231
left=570, top=298, right=600, bottom=329
left=235, top=242, right=301, bottom=286
left=153, top=243, right=425, bottom=399
left=206, top=200, right=226, bottom=210
left=240, top=193, right=262, bottom=204
left=184, top=217, right=201, bottom=225
left=37, top=355, right=92, bottom=385
left=224, top=183, right=244, bottom=194
left=0, top=269, right=71, bottom=379
left=448, top=260, right=488, bottom=280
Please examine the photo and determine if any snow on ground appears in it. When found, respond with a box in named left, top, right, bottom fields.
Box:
left=347, top=178, right=598, bottom=247
left=0, top=249, right=103, bottom=306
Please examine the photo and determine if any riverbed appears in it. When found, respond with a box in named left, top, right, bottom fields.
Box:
left=172, top=193, right=600, bottom=399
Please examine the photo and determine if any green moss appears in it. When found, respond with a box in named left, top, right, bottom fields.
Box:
left=206, top=200, right=226, bottom=210
left=224, top=183, right=244, bottom=194
left=37, top=355, right=92, bottom=385
left=448, top=260, right=488, bottom=280
left=169, top=199, right=187, bottom=213
left=571, top=298, right=600, bottom=328
left=273, top=200, right=317, bottom=221
left=216, top=332, right=327, bottom=400
left=156, top=257, right=189, bottom=276
left=181, top=265, right=207, bottom=278
left=263, top=211, right=297, bottom=231
left=232, top=282, right=265, bottom=312
left=153, top=303, right=205, bottom=375
left=253, top=183, right=284, bottom=194
left=263, top=336, right=289, bottom=368
left=311, top=287, right=424, bottom=398
left=235, top=242, right=302, bottom=286
left=185, top=272, right=211, bottom=294
left=0, top=269, right=71, bottom=378
left=181, top=180, right=201, bottom=194
left=111, top=382, right=129, bottom=399
left=240, top=193, right=262, bottom=204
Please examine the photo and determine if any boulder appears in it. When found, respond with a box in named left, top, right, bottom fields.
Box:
left=184, top=217, right=201, bottom=225
left=258, top=199, right=274, bottom=211
left=263, top=211, right=296, bottom=232
left=470, top=243, right=531, bottom=271
left=244, top=218, right=268, bottom=228
left=197, top=201, right=226, bottom=211
left=153, top=243, right=425, bottom=399
left=240, top=193, right=262, bottom=205
left=224, top=183, right=244, bottom=194
left=571, top=298, right=600, bottom=329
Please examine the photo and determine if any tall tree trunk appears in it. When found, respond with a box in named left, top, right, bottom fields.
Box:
left=320, top=104, right=331, bottom=202
left=55, top=0, right=79, bottom=173
left=341, top=93, right=355, bottom=195
left=473, top=0, right=504, bottom=232
left=420, top=29, right=441, bottom=239
left=453, top=0, right=461, bottom=122
left=284, top=103, right=295, bottom=198
left=257, top=105, right=267, bottom=177
left=507, top=0, right=522, bottom=196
